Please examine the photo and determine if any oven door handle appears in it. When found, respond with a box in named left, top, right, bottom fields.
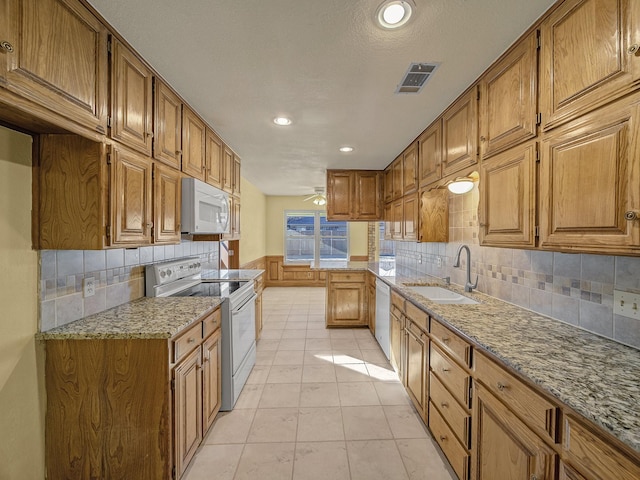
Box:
left=232, top=292, right=258, bottom=314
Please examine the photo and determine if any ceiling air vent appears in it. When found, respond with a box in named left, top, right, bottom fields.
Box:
left=395, top=62, right=439, bottom=94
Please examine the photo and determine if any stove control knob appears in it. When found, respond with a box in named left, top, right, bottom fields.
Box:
left=160, top=271, right=166, bottom=278
left=197, top=262, right=201, bottom=268
left=166, top=269, right=172, bottom=276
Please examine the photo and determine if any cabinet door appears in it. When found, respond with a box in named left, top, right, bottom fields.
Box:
left=254, top=293, right=263, bottom=340
left=173, top=347, right=203, bottom=479
left=418, top=121, right=442, bottom=187
left=327, top=170, right=353, bottom=220
left=327, top=282, right=366, bottom=326
left=472, top=384, right=557, bottom=480
left=403, top=193, right=419, bottom=242
left=383, top=202, right=393, bottom=240
left=389, top=309, right=404, bottom=379
left=153, top=163, right=181, bottom=244
left=110, top=145, right=152, bottom=246
left=480, top=31, right=538, bottom=158
left=367, top=279, right=376, bottom=333
left=443, top=87, right=479, bottom=177
left=392, top=157, right=403, bottom=200
left=539, top=96, right=640, bottom=254
left=233, top=154, right=241, bottom=196
left=182, top=106, right=206, bottom=181
left=153, top=79, right=182, bottom=170
left=205, top=129, right=223, bottom=188
left=419, top=189, right=449, bottom=243
left=403, top=143, right=419, bottom=194
left=384, top=167, right=394, bottom=203
left=392, top=199, right=403, bottom=241
left=111, top=39, right=153, bottom=155
left=479, top=141, right=537, bottom=248
left=222, top=146, right=234, bottom=193
left=540, top=0, right=640, bottom=130
left=355, top=171, right=382, bottom=220
left=202, top=329, right=221, bottom=433
left=232, top=197, right=241, bottom=239
left=4, top=0, right=108, bottom=132
left=405, top=321, right=428, bottom=420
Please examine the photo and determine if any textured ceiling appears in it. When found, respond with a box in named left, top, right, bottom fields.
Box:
left=87, top=0, right=556, bottom=196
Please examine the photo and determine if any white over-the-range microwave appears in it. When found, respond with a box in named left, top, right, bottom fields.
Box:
left=181, top=178, right=230, bottom=234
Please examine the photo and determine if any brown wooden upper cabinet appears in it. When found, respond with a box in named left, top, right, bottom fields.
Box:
left=153, top=78, right=182, bottom=170
left=222, top=146, right=234, bottom=193
left=109, top=144, right=153, bottom=246
left=182, top=106, right=206, bottom=181
left=233, top=153, right=241, bottom=196
left=326, top=170, right=383, bottom=221
left=402, top=142, right=419, bottom=194
left=402, top=193, right=419, bottom=242
left=479, top=141, right=537, bottom=248
left=479, top=31, right=538, bottom=159
left=153, top=163, right=181, bottom=244
left=539, top=94, right=640, bottom=255
left=392, top=156, right=403, bottom=200
left=2, top=0, right=109, bottom=133
left=418, top=120, right=442, bottom=188
left=205, top=128, right=224, bottom=189
left=110, top=38, right=154, bottom=156
left=442, top=86, right=479, bottom=177
left=540, top=0, right=640, bottom=131
left=419, top=189, right=449, bottom=243
left=384, top=167, right=394, bottom=203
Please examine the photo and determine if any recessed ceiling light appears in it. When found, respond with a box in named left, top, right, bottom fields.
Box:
left=273, top=117, right=292, bottom=126
left=376, top=0, right=415, bottom=29
left=339, top=146, right=354, bottom=153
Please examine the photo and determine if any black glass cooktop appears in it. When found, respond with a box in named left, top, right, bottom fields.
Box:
left=171, top=281, right=245, bottom=297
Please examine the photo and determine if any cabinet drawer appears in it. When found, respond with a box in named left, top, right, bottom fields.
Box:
left=282, top=270, right=314, bottom=281
left=391, top=290, right=405, bottom=311
left=405, top=301, right=428, bottom=333
left=430, top=372, right=471, bottom=449
left=564, top=415, right=640, bottom=480
left=429, top=403, right=470, bottom=480
left=329, top=272, right=366, bottom=283
left=431, top=344, right=471, bottom=409
left=474, top=351, right=559, bottom=443
left=431, top=319, right=471, bottom=367
left=202, top=308, right=221, bottom=339
left=173, top=321, right=203, bottom=364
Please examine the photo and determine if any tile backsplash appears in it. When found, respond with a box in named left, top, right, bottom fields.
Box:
left=393, top=185, right=640, bottom=350
left=39, top=239, right=219, bottom=331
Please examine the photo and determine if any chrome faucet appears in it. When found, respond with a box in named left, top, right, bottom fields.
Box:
left=453, top=244, right=478, bottom=293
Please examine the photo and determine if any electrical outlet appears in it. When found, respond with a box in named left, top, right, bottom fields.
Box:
left=613, top=290, right=640, bottom=320
left=437, top=256, right=443, bottom=268
left=83, top=277, right=95, bottom=298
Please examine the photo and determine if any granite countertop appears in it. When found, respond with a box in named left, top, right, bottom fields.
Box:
left=36, top=297, right=223, bottom=340
left=331, top=262, right=640, bottom=453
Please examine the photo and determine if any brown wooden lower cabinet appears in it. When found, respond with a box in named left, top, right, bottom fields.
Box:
left=404, top=318, right=428, bottom=421
left=430, top=403, right=471, bottom=480
left=264, top=256, right=326, bottom=286
left=44, top=308, right=222, bottom=480
left=472, top=383, right=557, bottom=480
left=325, top=271, right=367, bottom=327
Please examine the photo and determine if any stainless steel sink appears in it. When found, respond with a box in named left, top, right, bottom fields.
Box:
left=407, top=286, right=479, bottom=305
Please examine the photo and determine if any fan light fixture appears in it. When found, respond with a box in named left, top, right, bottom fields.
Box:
left=273, top=116, right=292, bottom=126
left=304, top=187, right=327, bottom=206
left=376, top=0, right=415, bottom=29
left=447, top=177, right=475, bottom=195
left=339, top=146, right=354, bottom=153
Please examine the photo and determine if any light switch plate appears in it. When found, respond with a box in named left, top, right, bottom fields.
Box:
left=613, top=290, right=640, bottom=320
left=83, top=277, right=96, bottom=298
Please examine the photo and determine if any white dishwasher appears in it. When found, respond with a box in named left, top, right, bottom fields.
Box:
left=375, top=279, right=391, bottom=360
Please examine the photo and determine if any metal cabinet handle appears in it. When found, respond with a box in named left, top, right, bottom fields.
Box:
left=441, top=402, right=449, bottom=408
left=0, top=41, right=14, bottom=53
left=439, top=435, right=447, bottom=441
left=497, top=381, right=507, bottom=391
left=442, top=367, right=450, bottom=373
left=628, top=44, right=639, bottom=55
left=442, top=336, right=450, bottom=344
left=187, top=338, right=196, bottom=344
left=625, top=210, right=639, bottom=221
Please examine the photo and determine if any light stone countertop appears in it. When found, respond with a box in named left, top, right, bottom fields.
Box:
left=313, top=261, right=640, bottom=453
left=36, top=297, right=223, bottom=340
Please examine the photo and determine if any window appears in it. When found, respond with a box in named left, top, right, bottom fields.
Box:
left=285, top=211, right=349, bottom=263
left=379, top=221, right=395, bottom=258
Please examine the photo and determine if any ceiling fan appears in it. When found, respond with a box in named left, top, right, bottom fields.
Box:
left=304, top=187, right=327, bottom=206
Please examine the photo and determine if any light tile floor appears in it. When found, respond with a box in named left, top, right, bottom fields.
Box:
left=184, top=287, right=456, bottom=480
